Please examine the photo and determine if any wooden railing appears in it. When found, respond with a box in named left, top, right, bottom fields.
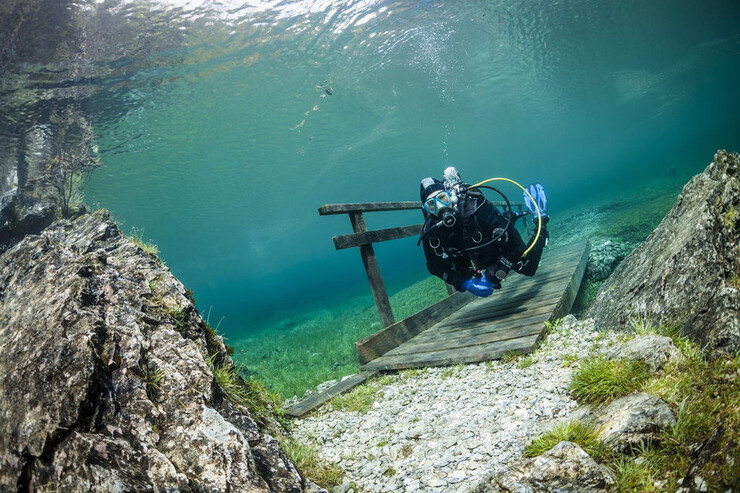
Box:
left=319, top=200, right=530, bottom=328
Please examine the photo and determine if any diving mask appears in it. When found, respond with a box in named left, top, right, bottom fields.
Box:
left=423, top=190, right=453, bottom=215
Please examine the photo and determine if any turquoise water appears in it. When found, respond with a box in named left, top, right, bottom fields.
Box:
left=7, top=1, right=740, bottom=342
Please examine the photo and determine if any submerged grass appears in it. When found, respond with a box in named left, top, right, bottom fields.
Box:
left=539, top=317, right=740, bottom=491
left=525, top=420, right=612, bottom=462
left=209, top=357, right=284, bottom=428
left=281, top=439, right=344, bottom=488
left=231, top=276, right=449, bottom=399
left=569, top=356, right=652, bottom=405
left=128, top=229, right=159, bottom=256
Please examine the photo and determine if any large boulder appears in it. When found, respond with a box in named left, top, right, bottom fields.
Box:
left=587, top=150, right=740, bottom=353
left=471, top=441, right=616, bottom=493
left=0, top=211, right=319, bottom=492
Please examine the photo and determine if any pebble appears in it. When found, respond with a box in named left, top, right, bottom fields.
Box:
left=289, top=316, right=621, bottom=492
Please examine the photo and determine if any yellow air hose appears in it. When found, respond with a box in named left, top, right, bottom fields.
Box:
left=468, top=177, right=543, bottom=257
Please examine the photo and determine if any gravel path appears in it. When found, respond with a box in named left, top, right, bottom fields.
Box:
left=289, top=316, right=622, bottom=492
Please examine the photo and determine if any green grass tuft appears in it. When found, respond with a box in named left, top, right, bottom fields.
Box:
left=516, top=355, right=535, bottom=369
left=129, top=230, right=159, bottom=256
left=524, top=420, right=612, bottom=462
left=329, top=379, right=385, bottom=413
left=569, top=356, right=652, bottom=405
left=209, top=357, right=284, bottom=428
left=721, top=206, right=738, bottom=231
left=144, top=366, right=166, bottom=399
left=281, top=438, right=344, bottom=488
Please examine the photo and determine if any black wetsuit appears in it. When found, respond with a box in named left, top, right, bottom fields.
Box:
left=420, top=188, right=548, bottom=291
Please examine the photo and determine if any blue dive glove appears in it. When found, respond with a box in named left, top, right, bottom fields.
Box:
left=523, top=182, right=549, bottom=220
left=461, top=276, right=494, bottom=297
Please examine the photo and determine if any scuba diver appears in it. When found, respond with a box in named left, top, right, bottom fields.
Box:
left=418, top=167, right=549, bottom=297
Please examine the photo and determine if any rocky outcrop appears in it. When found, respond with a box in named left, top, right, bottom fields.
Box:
left=587, top=150, right=740, bottom=353
left=0, top=211, right=319, bottom=492
left=608, top=335, right=684, bottom=372
left=595, top=392, right=675, bottom=453
left=471, top=441, right=616, bottom=493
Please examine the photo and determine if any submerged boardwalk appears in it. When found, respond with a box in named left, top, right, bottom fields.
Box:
left=286, top=240, right=589, bottom=417
left=359, top=240, right=590, bottom=370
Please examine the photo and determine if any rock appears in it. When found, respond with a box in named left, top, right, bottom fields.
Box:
left=609, top=335, right=684, bottom=372
left=595, top=392, right=675, bottom=452
left=0, top=189, right=56, bottom=254
left=0, top=211, right=319, bottom=492
left=587, top=150, right=740, bottom=353
left=587, top=239, right=635, bottom=282
left=471, top=441, right=616, bottom=493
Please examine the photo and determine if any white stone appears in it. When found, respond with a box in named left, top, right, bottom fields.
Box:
left=289, top=317, right=624, bottom=493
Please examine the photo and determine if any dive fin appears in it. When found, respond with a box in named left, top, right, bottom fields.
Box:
left=523, top=182, right=548, bottom=217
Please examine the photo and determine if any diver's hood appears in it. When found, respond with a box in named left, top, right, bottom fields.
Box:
left=419, top=177, right=445, bottom=202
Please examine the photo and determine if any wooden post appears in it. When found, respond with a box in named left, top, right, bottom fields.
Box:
left=349, top=211, right=395, bottom=327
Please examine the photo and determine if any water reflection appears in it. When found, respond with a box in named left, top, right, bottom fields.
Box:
left=2, top=0, right=740, bottom=323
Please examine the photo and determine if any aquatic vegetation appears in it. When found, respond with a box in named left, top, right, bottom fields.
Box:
left=144, top=366, right=166, bottom=399
left=280, top=438, right=344, bottom=488
left=231, top=276, right=449, bottom=399
left=543, top=318, right=561, bottom=334
left=569, top=356, right=652, bottom=405
left=571, top=277, right=602, bottom=316
left=209, top=357, right=284, bottom=428
left=729, top=274, right=740, bottom=289
left=329, top=378, right=386, bottom=413
left=628, top=316, right=696, bottom=355
left=721, top=206, right=738, bottom=231
left=595, top=192, right=677, bottom=243
left=524, top=420, right=611, bottom=462
left=129, top=230, right=159, bottom=256
left=440, top=363, right=464, bottom=379
left=516, top=355, right=535, bottom=369
left=522, top=328, right=739, bottom=490
left=613, top=347, right=740, bottom=491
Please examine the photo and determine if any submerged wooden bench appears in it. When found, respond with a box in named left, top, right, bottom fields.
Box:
left=285, top=199, right=587, bottom=417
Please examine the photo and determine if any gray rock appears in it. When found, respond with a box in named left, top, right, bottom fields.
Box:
left=471, top=441, right=615, bottom=493
left=596, top=392, right=675, bottom=452
left=587, top=150, right=740, bottom=353
left=0, top=211, right=317, bottom=492
left=0, top=189, right=56, bottom=254
left=609, top=335, right=684, bottom=372
left=587, top=239, right=635, bottom=282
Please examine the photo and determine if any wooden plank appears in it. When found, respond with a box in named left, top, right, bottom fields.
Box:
left=434, top=303, right=556, bottom=331
left=284, top=371, right=378, bottom=417
left=441, top=282, right=570, bottom=324
left=319, top=202, right=421, bottom=215
left=549, top=240, right=590, bottom=320
left=414, top=303, right=558, bottom=341
left=318, top=201, right=527, bottom=216
left=350, top=212, right=395, bottom=327
left=361, top=333, right=541, bottom=371
left=355, top=291, right=474, bottom=364
left=333, top=224, right=422, bottom=250
left=383, top=321, right=546, bottom=357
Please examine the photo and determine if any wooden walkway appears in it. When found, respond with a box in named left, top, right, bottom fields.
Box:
left=359, top=240, right=589, bottom=370
left=285, top=240, right=589, bottom=417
